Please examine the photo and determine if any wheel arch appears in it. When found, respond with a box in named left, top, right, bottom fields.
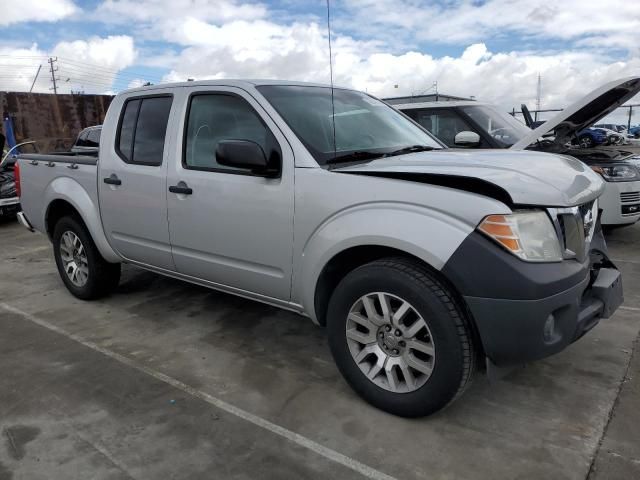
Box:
left=43, top=180, right=120, bottom=263
left=312, top=244, right=486, bottom=362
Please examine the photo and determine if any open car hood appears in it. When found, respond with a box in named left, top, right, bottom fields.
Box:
left=333, top=149, right=604, bottom=207
left=511, top=76, right=640, bottom=150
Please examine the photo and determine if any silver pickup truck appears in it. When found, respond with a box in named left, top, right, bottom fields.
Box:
left=16, top=80, right=623, bottom=417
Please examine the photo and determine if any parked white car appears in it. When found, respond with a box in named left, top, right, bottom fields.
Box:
left=396, top=77, right=640, bottom=227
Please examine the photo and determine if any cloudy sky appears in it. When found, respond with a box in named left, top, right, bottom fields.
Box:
left=1, top=0, right=640, bottom=123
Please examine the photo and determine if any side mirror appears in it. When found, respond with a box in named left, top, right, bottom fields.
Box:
left=454, top=131, right=481, bottom=148
left=216, top=140, right=270, bottom=173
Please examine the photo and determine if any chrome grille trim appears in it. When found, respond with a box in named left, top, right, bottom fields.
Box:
left=547, top=199, right=597, bottom=262
left=620, top=191, right=640, bottom=203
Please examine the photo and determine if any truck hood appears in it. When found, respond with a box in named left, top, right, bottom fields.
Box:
left=333, top=149, right=604, bottom=207
left=511, top=76, right=640, bottom=150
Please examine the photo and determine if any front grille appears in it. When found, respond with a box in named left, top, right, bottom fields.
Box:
left=549, top=200, right=597, bottom=262
left=620, top=191, right=640, bottom=203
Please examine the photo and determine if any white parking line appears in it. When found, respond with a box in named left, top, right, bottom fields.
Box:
left=621, top=306, right=640, bottom=312
left=611, top=258, right=640, bottom=265
left=0, top=303, right=396, bottom=480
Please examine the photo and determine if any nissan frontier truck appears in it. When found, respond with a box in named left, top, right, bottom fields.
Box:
left=16, top=80, right=623, bottom=417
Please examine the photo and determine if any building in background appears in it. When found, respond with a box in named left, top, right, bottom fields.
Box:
left=384, top=93, right=473, bottom=105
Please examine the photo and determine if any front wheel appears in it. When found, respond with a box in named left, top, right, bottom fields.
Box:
left=327, top=257, right=476, bottom=417
left=53, top=215, right=121, bottom=300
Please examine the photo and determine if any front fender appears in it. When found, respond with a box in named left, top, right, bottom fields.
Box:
left=295, top=202, right=475, bottom=322
left=43, top=177, right=120, bottom=263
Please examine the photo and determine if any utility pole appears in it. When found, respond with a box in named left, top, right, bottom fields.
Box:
left=30, top=64, right=42, bottom=93
left=535, top=73, right=542, bottom=121
left=48, top=57, right=59, bottom=95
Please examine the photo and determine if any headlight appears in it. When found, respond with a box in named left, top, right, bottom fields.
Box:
left=478, top=210, right=562, bottom=262
left=590, top=164, right=640, bottom=182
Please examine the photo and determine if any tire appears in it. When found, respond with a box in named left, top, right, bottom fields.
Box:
left=52, top=215, right=121, bottom=300
left=579, top=135, right=594, bottom=148
left=327, top=257, right=476, bottom=417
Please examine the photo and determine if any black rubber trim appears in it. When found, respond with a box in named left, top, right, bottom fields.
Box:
left=441, top=231, right=589, bottom=300
left=18, top=154, right=97, bottom=166
left=339, top=171, right=513, bottom=207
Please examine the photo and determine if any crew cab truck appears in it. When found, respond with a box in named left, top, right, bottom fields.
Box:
left=16, top=80, right=623, bottom=417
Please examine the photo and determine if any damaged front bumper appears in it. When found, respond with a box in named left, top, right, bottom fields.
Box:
left=442, top=228, right=623, bottom=368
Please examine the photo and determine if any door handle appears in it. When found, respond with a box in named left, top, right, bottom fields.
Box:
left=169, top=184, right=193, bottom=195
left=103, top=175, right=122, bottom=186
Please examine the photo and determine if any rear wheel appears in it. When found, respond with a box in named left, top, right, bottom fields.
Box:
left=327, top=257, right=476, bottom=417
left=53, top=216, right=120, bottom=299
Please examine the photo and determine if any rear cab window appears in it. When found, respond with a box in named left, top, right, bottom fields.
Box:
left=116, top=95, right=173, bottom=166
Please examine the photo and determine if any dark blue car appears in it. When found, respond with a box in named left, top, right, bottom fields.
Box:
left=575, top=127, right=608, bottom=148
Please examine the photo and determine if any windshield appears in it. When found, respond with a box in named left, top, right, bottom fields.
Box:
left=461, top=105, right=531, bottom=147
left=257, top=85, right=442, bottom=165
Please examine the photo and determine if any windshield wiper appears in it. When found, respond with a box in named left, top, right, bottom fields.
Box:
left=326, top=151, right=386, bottom=165
left=384, top=145, right=438, bottom=157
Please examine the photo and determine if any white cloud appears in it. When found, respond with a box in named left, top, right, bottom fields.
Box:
left=97, top=0, right=266, bottom=24
left=127, top=78, right=147, bottom=89
left=2, top=0, right=639, bottom=127
left=0, top=36, right=137, bottom=94
left=1, top=0, right=77, bottom=26
left=342, top=0, right=640, bottom=54
left=0, top=44, right=47, bottom=92
left=158, top=11, right=640, bottom=115
left=52, top=35, right=137, bottom=93
left=53, top=35, right=137, bottom=70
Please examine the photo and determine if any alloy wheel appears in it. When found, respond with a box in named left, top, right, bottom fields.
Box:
left=59, top=231, right=89, bottom=287
left=345, top=292, right=436, bottom=393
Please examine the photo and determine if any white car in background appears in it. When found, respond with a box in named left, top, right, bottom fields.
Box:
left=396, top=76, right=640, bottom=227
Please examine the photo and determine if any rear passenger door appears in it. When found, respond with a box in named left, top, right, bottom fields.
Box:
left=98, top=92, right=176, bottom=270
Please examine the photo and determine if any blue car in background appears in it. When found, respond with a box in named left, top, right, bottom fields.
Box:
left=629, top=126, right=640, bottom=138
left=574, top=127, right=608, bottom=148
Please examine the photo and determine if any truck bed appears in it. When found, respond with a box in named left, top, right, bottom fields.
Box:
left=17, top=152, right=99, bottom=235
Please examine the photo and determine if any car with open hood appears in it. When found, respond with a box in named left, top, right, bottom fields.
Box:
left=15, top=80, right=622, bottom=417
left=0, top=142, right=37, bottom=218
left=395, top=76, right=640, bottom=226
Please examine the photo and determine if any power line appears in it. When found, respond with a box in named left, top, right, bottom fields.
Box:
left=56, top=57, right=163, bottom=81
left=56, top=65, right=161, bottom=85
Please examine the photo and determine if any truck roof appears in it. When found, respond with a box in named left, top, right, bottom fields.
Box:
left=121, top=79, right=351, bottom=95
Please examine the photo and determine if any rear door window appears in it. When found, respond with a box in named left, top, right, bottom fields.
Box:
left=116, top=96, right=173, bottom=166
